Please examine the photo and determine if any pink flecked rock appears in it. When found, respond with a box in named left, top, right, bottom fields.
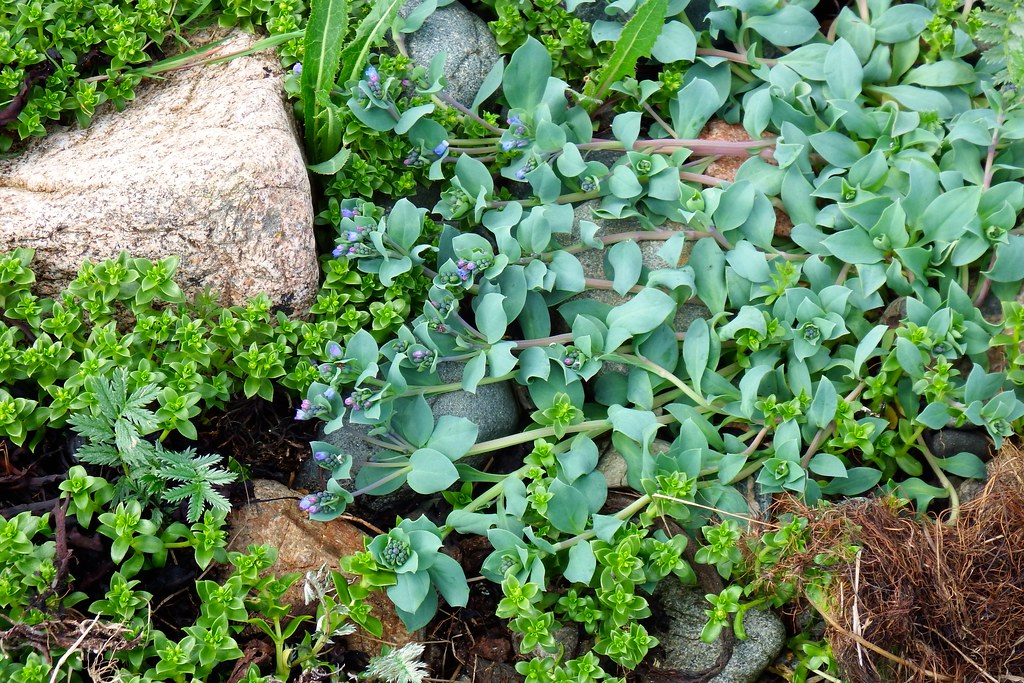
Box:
left=0, top=30, right=316, bottom=313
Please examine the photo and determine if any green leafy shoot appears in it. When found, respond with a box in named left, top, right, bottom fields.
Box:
left=301, top=0, right=351, bottom=163
left=582, top=0, right=667, bottom=111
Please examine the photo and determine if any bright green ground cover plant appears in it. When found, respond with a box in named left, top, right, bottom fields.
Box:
left=0, top=238, right=429, bottom=448
left=288, top=0, right=1024, bottom=677
left=0, top=493, right=418, bottom=682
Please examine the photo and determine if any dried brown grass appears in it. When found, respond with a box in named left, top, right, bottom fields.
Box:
left=754, top=441, right=1024, bottom=682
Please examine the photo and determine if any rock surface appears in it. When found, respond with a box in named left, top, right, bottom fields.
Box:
left=226, top=479, right=417, bottom=652
left=399, top=0, right=501, bottom=107
left=0, top=30, right=317, bottom=312
left=648, top=579, right=786, bottom=683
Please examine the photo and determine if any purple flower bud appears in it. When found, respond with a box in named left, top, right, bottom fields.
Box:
left=434, top=140, right=450, bottom=156
left=341, top=208, right=355, bottom=219
left=314, top=451, right=330, bottom=461
left=465, top=262, right=476, bottom=270
left=365, top=65, right=379, bottom=83
left=299, top=494, right=317, bottom=511
left=333, top=245, right=345, bottom=258
left=292, top=63, right=303, bottom=76
left=508, top=115, right=522, bottom=125
left=501, top=139, right=516, bottom=151
left=295, top=409, right=309, bottom=420
left=516, top=139, right=530, bottom=148
left=564, top=358, right=573, bottom=365
left=301, top=400, right=312, bottom=410
left=307, top=505, right=319, bottom=514
left=323, top=388, right=337, bottom=400
left=326, top=341, right=343, bottom=358
left=344, top=397, right=354, bottom=407
left=456, top=268, right=470, bottom=280
left=515, top=168, right=528, bottom=180
left=412, top=350, right=424, bottom=359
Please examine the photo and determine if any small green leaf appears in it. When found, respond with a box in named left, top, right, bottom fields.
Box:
left=745, top=5, right=819, bottom=46
left=504, top=37, right=552, bottom=111
left=824, top=39, right=863, bottom=101
left=821, top=467, right=881, bottom=495
left=608, top=240, right=643, bottom=295
left=475, top=293, right=508, bottom=344
left=307, top=147, right=351, bottom=175
left=408, top=448, right=460, bottom=494
left=564, top=541, right=597, bottom=583
left=547, top=480, right=590, bottom=534
left=809, top=453, right=847, bottom=478
left=809, top=378, right=838, bottom=429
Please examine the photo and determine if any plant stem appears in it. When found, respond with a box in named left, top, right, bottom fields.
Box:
left=696, top=47, right=777, bottom=67
left=604, top=353, right=715, bottom=411
left=642, top=101, right=678, bottom=138
left=917, top=434, right=960, bottom=525
left=551, top=494, right=653, bottom=552
left=800, top=382, right=866, bottom=466
left=578, top=138, right=774, bottom=156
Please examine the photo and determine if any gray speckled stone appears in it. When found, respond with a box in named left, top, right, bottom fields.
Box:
left=648, top=579, right=786, bottom=683
left=709, top=608, right=787, bottom=683
left=598, top=438, right=673, bottom=489
left=399, top=0, right=501, bottom=107
left=297, top=362, right=521, bottom=513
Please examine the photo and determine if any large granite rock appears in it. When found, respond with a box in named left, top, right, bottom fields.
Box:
left=0, top=30, right=317, bottom=313
left=399, top=0, right=501, bottom=107
left=226, top=479, right=418, bottom=653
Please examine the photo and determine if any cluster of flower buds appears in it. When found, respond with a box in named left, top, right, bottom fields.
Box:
left=379, top=536, right=412, bottom=569
left=403, top=148, right=429, bottom=167
left=408, top=348, right=435, bottom=368
left=333, top=242, right=375, bottom=258
left=561, top=345, right=588, bottom=372
left=295, top=398, right=326, bottom=421
left=344, top=387, right=375, bottom=411
left=514, top=157, right=538, bottom=180
left=365, top=65, right=382, bottom=98
left=498, top=555, right=519, bottom=576
left=298, top=492, right=323, bottom=514
left=429, top=297, right=456, bottom=316
left=501, top=114, right=532, bottom=151
left=426, top=318, right=449, bottom=334
left=579, top=175, right=600, bottom=193
left=311, top=449, right=346, bottom=470
left=454, top=258, right=489, bottom=281
left=298, top=490, right=342, bottom=516
left=318, top=363, right=345, bottom=380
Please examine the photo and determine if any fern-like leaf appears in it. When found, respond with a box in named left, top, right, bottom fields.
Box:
left=979, top=0, right=1024, bottom=97
left=155, top=447, right=237, bottom=522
